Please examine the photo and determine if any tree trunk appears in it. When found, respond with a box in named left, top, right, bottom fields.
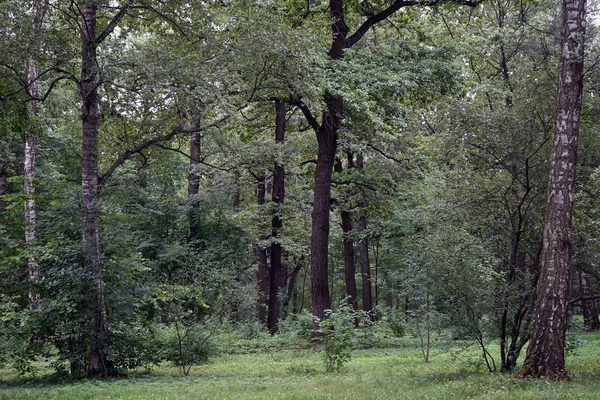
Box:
left=356, top=154, right=373, bottom=316
left=256, top=172, right=269, bottom=325
left=282, top=262, right=303, bottom=320
left=268, top=99, right=286, bottom=334
left=341, top=210, right=358, bottom=312
left=579, top=270, right=600, bottom=329
left=359, top=215, right=373, bottom=315
left=188, top=116, right=202, bottom=242
left=24, top=0, right=45, bottom=310
left=334, top=156, right=358, bottom=314
left=81, top=1, right=110, bottom=378
left=0, top=167, right=6, bottom=197
left=517, top=0, right=586, bottom=380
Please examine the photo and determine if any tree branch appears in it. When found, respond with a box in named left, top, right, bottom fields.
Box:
left=99, top=114, right=230, bottom=188
left=347, top=0, right=481, bottom=48
left=293, top=99, right=320, bottom=132
left=96, top=0, right=134, bottom=44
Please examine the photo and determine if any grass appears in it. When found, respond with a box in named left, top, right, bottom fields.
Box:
left=2, top=330, right=600, bottom=399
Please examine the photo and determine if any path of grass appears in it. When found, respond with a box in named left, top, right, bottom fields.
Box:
left=2, top=332, right=600, bottom=399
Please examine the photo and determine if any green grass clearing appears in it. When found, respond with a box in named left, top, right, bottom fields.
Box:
left=2, top=331, right=600, bottom=399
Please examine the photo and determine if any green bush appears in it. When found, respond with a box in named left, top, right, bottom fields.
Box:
left=317, top=302, right=356, bottom=372
left=387, top=308, right=406, bottom=337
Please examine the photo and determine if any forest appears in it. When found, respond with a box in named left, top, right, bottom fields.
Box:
left=1, top=0, right=599, bottom=395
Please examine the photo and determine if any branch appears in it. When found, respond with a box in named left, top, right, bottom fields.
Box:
left=96, top=0, right=134, bottom=44
left=569, top=295, right=600, bottom=304
left=368, top=144, right=408, bottom=164
left=347, top=0, right=481, bottom=48
left=293, top=99, right=320, bottom=132
left=99, top=114, right=230, bottom=187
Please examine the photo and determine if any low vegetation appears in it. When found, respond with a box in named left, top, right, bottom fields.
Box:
left=1, top=324, right=599, bottom=399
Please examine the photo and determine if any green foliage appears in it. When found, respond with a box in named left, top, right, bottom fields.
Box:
left=317, top=302, right=357, bottom=372
left=386, top=308, right=406, bottom=338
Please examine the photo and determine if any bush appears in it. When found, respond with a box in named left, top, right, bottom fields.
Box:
left=316, top=302, right=357, bottom=372
left=387, top=308, right=406, bottom=337
left=278, top=312, right=314, bottom=340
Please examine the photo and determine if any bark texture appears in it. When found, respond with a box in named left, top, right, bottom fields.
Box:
left=25, top=0, right=45, bottom=310
left=517, top=0, right=586, bottom=380
left=81, top=1, right=110, bottom=378
left=188, top=116, right=202, bottom=242
left=268, top=99, right=286, bottom=334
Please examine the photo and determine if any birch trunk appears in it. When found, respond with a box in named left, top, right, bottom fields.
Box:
left=517, top=0, right=586, bottom=380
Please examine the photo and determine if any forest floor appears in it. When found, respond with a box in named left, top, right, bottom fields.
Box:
left=1, top=329, right=600, bottom=399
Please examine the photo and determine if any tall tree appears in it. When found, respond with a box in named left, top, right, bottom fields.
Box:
left=79, top=0, right=133, bottom=378
left=267, top=99, right=286, bottom=334
left=25, top=0, right=46, bottom=310
left=297, top=0, right=481, bottom=327
left=356, top=154, right=373, bottom=316
left=518, top=0, right=587, bottom=380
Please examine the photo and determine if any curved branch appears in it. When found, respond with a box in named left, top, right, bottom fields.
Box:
left=99, top=114, right=230, bottom=188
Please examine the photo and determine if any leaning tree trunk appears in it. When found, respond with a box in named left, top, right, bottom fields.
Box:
left=81, top=1, right=110, bottom=378
left=517, top=0, right=586, bottom=380
left=188, top=116, right=202, bottom=242
left=268, top=99, right=286, bottom=334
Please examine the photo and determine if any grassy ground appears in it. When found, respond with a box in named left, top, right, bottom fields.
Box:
left=2, top=331, right=600, bottom=399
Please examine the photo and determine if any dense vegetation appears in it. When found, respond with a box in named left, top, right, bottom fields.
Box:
left=1, top=0, right=600, bottom=387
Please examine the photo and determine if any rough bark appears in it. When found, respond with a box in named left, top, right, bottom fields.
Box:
left=517, top=0, right=586, bottom=380
left=268, top=99, right=286, bottom=334
left=81, top=1, right=110, bottom=378
left=79, top=0, right=133, bottom=378
left=188, top=116, right=201, bottom=242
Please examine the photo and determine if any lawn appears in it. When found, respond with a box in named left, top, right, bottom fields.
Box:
left=2, top=331, right=600, bottom=399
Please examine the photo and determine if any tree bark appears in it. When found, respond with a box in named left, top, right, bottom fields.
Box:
left=356, top=154, right=373, bottom=316
left=25, top=0, right=45, bottom=310
left=517, top=0, right=586, bottom=380
left=81, top=1, right=110, bottom=378
left=335, top=157, right=358, bottom=314
left=256, top=172, right=269, bottom=325
left=188, top=116, right=202, bottom=242
left=268, top=99, right=286, bottom=334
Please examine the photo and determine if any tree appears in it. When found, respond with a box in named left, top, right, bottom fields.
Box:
left=518, top=0, right=587, bottom=380
left=296, top=0, right=481, bottom=329
left=267, top=99, right=287, bottom=334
